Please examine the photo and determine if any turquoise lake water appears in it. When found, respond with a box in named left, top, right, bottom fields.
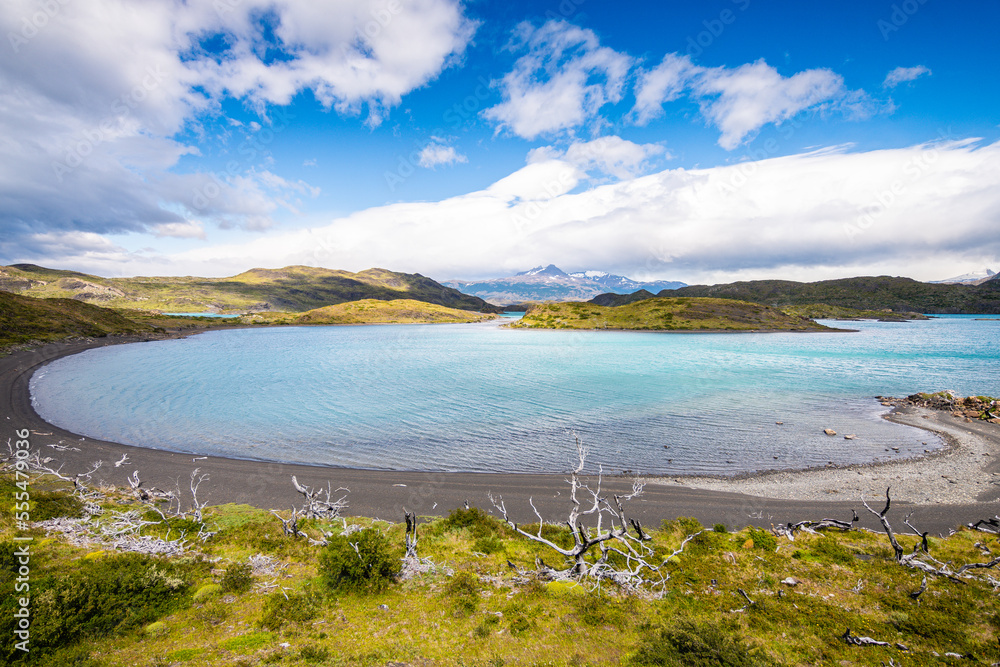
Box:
left=30, top=317, right=1000, bottom=475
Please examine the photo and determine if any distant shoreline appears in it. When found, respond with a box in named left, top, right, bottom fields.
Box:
left=3, top=332, right=997, bottom=533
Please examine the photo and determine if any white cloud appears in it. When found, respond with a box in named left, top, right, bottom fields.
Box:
left=418, top=143, right=468, bottom=169
left=884, top=65, right=932, bottom=88
left=150, top=221, right=207, bottom=240
left=529, top=136, right=667, bottom=179
left=483, top=20, right=632, bottom=139
left=0, top=0, right=475, bottom=251
left=22, top=140, right=1000, bottom=285
left=629, top=55, right=880, bottom=150
left=632, top=54, right=699, bottom=125
left=693, top=60, right=848, bottom=150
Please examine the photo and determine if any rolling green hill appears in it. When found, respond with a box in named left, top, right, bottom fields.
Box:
left=0, top=291, right=155, bottom=348
left=244, top=299, right=496, bottom=325
left=668, top=276, right=1000, bottom=314
left=0, top=264, right=500, bottom=314
left=511, top=297, right=834, bottom=331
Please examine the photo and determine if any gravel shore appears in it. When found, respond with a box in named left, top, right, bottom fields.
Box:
left=648, top=405, right=1000, bottom=505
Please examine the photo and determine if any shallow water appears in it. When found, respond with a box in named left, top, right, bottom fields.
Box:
left=30, top=316, right=1000, bottom=474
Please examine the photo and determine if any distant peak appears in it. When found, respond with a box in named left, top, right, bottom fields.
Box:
left=516, top=264, right=568, bottom=277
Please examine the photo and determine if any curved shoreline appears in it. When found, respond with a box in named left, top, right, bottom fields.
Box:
left=3, top=333, right=998, bottom=533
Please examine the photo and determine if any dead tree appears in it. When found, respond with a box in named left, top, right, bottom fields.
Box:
left=271, top=508, right=303, bottom=538
left=489, top=437, right=661, bottom=590
left=404, top=511, right=418, bottom=560
left=291, top=476, right=349, bottom=519
left=864, top=487, right=1000, bottom=582
left=188, top=468, right=209, bottom=523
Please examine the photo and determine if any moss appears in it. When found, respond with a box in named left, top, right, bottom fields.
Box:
left=192, top=583, right=222, bottom=602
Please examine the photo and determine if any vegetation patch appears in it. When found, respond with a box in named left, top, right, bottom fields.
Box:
left=511, top=298, right=832, bottom=332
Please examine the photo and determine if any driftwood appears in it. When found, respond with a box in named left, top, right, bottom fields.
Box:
left=968, top=516, right=1000, bottom=534
left=489, top=437, right=662, bottom=592
left=773, top=510, right=858, bottom=539
left=841, top=628, right=907, bottom=651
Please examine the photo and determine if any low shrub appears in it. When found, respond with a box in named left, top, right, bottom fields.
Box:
left=319, top=528, right=398, bottom=595
left=220, top=562, right=254, bottom=594
left=259, top=590, right=319, bottom=630
left=743, top=527, right=777, bottom=552
left=442, top=506, right=508, bottom=538
left=0, top=553, right=192, bottom=662
left=631, top=619, right=775, bottom=666
left=31, top=489, right=86, bottom=520
left=444, top=571, right=480, bottom=614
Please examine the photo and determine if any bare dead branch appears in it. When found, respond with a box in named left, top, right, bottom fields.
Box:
left=291, top=476, right=349, bottom=519
left=841, top=628, right=907, bottom=651
left=489, top=437, right=662, bottom=592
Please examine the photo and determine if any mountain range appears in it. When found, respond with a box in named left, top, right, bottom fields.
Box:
left=0, top=264, right=500, bottom=314
left=929, top=268, right=996, bottom=286
left=591, top=275, right=1000, bottom=314
left=443, top=264, right=686, bottom=305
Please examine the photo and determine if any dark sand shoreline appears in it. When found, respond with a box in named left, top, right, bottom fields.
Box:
left=3, top=332, right=998, bottom=534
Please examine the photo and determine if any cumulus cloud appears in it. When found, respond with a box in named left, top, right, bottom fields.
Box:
left=884, top=65, right=932, bottom=88
left=632, top=54, right=699, bottom=125
left=21, top=140, right=1000, bottom=285
left=630, top=55, right=881, bottom=149
left=0, top=0, right=475, bottom=254
left=483, top=20, right=632, bottom=139
left=693, top=60, right=848, bottom=149
left=419, top=142, right=468, bottom=169
left=529, top=136, right=667, bottom=180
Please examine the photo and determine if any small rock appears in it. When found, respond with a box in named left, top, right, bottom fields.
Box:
left=823, top=428, right=837, bottom=436
left=844, top=434, right=856, bottom=440
left=780, top=577, right=799, bottom=586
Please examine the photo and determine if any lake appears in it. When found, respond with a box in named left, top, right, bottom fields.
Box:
left=30, top=316, right=1000, bottom=475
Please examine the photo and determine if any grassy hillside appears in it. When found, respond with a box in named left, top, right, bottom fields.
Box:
left=775, top=304, right=930, bottom=321
left=0, top=264, right=499, bottom=314
left=0, top=291, right=155, bottom=348
left=511, top=297, right=834, bottom=331
left=243, top=299, right=496, bottom=325
left=671, top=276, right=1000, bottom=314
left=3, top=473, right=999, bottom=666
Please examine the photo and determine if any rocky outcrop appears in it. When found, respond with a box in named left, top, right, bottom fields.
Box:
left=880, top=391, right=999, bottom=423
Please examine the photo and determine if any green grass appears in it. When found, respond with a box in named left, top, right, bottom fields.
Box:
left=780, top=303, right=931, bottom=321
left=1, top=263, right=498, bottom=314
left=0, top=290, right=155, bottom=348
left=510, top=297, right=834, bottom=332
left=3, top=474, right=1000, bottom=666
left=244, top=298, right=494, bottom=325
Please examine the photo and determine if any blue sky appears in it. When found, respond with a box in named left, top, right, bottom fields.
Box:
left=1, top=0, right=998, bottom=284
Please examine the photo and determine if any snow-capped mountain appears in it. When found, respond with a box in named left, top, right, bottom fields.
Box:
left=930, top=268, right=996, bottom=285
left=443, top=265, right=686, bottom=305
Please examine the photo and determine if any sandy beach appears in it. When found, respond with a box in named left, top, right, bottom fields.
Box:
left=3, top=333, right=999, bottom=534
